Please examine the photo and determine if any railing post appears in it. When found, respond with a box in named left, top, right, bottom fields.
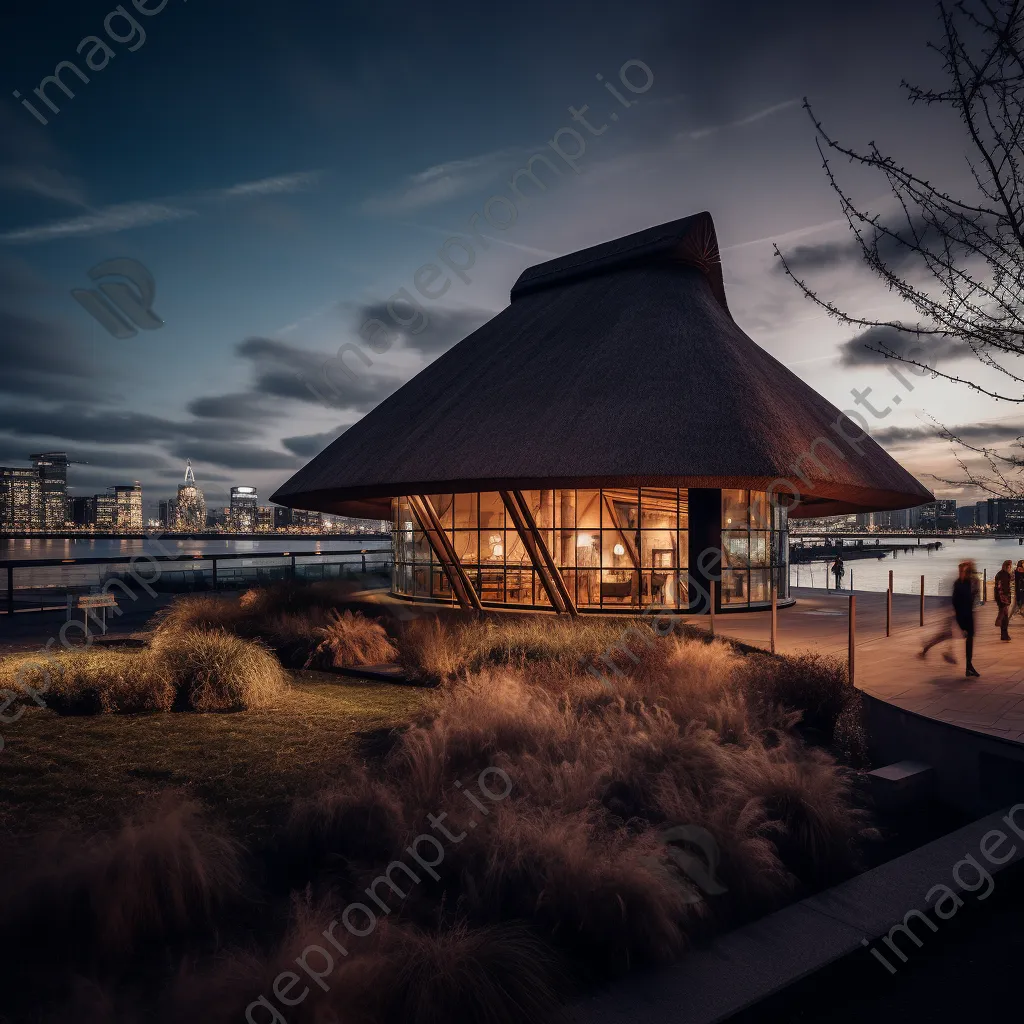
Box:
left=212, top=557, right=218, bottom=591
left=709, top=580, right=716, bottom=637
left=920, top=574, right=925, bottom=627
left=848, top=594, right=856, bottom=686
left=886, top=570, right=893, bottom=637
left=983, top=568, right=987, bottom=604
left=770, top=582, right=777, bottom=654
left=291, top=554, right=297, bottom=579
left=6, top=566, right=12, bottom=616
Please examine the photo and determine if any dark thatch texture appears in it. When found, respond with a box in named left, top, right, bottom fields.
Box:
left=273, top=212, right=932, bottom=518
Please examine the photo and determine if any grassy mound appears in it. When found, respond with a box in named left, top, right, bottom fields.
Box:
left=156, top=582, right=393, bottom=669
left=150, top=628, right=288, bottom=711
left=1, top=629, right=288, bottom=716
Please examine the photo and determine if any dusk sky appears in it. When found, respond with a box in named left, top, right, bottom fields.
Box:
left=0, top=0, right=1014, bottom=515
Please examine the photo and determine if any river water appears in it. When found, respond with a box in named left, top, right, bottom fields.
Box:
left=0, top=538, right=393, bottom=597
left=0, top=537, right=390, bottom=561
left=791, top=536, right=1024, bottom=595
left=2, top=535, right=1022, bottom=598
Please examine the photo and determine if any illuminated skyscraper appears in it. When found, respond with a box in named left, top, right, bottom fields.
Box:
left=114, top=484, right=143, bottom=532
left=30, top=452, right=69, bottom=530
left=230, top=486, right=258, bottom=531
left=0, top=467, right=42, bottom=530
left=94, top=493, right=116, bottom=529
left=173, top=460, right=206, bottom=532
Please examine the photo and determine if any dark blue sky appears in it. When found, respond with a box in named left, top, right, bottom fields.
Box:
left=0, top=0, right=1003, bottom=513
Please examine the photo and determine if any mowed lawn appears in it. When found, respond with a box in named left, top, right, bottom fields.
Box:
left=0, top=671, right=427, bottom=842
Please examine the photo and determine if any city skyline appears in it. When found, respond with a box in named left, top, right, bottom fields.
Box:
left=0, top=450, right=388, bottom=533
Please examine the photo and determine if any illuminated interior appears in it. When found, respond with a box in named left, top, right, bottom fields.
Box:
left=392, top=487, right=788, bottom=612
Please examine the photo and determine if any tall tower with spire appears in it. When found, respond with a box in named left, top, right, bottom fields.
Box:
left=173, top=459, right=206, bottom=531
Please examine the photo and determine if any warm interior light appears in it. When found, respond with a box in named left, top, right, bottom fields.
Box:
left=493, top=544, right=503, bottom=557
left=576, top=534, right=592, bottom=547
left=613, top=543, right=625, bottom=556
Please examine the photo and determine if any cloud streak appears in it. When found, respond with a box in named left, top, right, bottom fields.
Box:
left=0, top=170, right=323, bottom=244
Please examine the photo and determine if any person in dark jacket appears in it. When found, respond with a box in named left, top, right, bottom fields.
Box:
left=995, top=559, right=1013, bottom=641
left=921, top=560, right=979, bottom=677
left=831, top=556, right=845, bottom=590
left=1013, top=559, right=1024, bottom=618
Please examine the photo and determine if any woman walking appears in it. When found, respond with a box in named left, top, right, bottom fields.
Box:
left=921, top=560, right=980, bottom=677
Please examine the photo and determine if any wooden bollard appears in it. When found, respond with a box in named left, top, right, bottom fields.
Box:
left=848, top=594, right=856, bottom=686
left=920, top=575, right=925, bottom=627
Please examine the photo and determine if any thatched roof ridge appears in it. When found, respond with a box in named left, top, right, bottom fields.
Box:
left=272, top=214, right=933, bottom=519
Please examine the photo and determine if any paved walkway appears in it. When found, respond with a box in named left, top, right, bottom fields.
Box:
left=712, top=587, right=1024, bottom=743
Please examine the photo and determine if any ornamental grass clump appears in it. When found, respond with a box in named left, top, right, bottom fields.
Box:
left=149, top=628, right=288, bottom=711
left=303, top=609, right=398, bottom=670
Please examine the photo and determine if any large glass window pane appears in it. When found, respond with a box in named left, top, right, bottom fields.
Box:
left=396, top=526, right=415, bottom=563
left=641, top=488, right=677, bottom=530
left=413, top=566, right=430, bottom=597
left=479, top=565, right=504, bottom=603
left=642, top=531, right=677, bottom=569
left=642, top=570, right=673, bottom=609
left=577, top=490, right=601, bottom=528
left=479, top=492, right=505, bottom=529
left=722, top=489, right=749, bottom=530
left=413, top=530, right=431, bottom=561
left=577, top=568, right=600, bottom=607
left=481, top=528, right=505, bottom=563
left=679, top=489, right=689, bottom=530
left=603, top=529, right=637, bottom=568
left=555, top=491, right=577, bottom=566
left=749, top=568, right=768, bottom=605
left=432, top=568, right=453, bottom=598
left=721, top=569, right=748, bottom=606
left=452, top=530, right=478, bottom=564
left=506, top=566, right=531, bottom=604
left=397, top=496, right=413, bottom=530
left=575, top=530, right=600, bottom=571
left=454, top=492, right=478, bottom=529
left=601, top=569, right=637, bottom=606
left=603, top=489, right=639, bottom=530
left=427, top=494, right=453, bottom=529
left=749, top=490, right=769, bottom=531
left=750, top=532, right=769, bottom=568
left=525, top=490, right=555, bottom=531
left=722, top=531, right=749, bottom=568
left=504, top=529, right=528, bottom=566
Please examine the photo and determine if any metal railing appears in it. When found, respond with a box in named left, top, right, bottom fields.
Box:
left=1, top=549, right=394, bottom=615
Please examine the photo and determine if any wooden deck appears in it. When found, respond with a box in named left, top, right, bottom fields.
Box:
left=712, top=586, right=1024, bottom=743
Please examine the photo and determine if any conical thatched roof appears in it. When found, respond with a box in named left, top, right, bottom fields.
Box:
left=273, top=212, right=932, bottom=519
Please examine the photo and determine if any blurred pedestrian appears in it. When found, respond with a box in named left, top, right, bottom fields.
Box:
left=921, top=560, right=980, bottom=677
left=1013, top=559, right=1024, bottom=618
left=831, top=555, right=845, bottom=590
left=995, top=559, right=1013, bottom=642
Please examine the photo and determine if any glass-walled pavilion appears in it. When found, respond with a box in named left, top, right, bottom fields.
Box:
left=393, top=486, right=788, bottom=613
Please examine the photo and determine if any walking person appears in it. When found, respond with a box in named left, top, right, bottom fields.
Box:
left=1013, top=559, right=1024, bottom=618
left=922, top=560, right=980, bottom=676
left=995, top=559, right=1013, bottom=642
left=831, top=555, right=845, bottom=590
